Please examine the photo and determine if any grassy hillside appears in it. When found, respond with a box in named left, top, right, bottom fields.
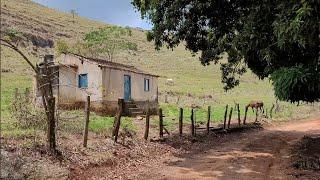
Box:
left=1, top=0, right=274, bottom=101
left=1, top=0, right=319, bottom=137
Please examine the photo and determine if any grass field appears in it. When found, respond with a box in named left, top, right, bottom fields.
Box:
left=1, top=0, right=319, bottom=139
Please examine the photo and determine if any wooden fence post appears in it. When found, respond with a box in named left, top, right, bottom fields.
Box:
left=25, top=87, right=30, bottom=102
left=191, top=109, right=195, bottom=136
left=265, top=108, right=268, bottom=118
left=237, top=104, right=241, bottom=126
left=228, top=107, right=233, bottom=129
left=243, top=106, right=248, bottom=125
left=144, top=108, right=150, bottom=140
left=223, top=105, right=228, bottom=129
left=206, top=106, right=211, bottom=134
left=113, top=99, right=124, bottom=143
left=255, top=108, right=258, bottom=122
left=164, top=94, right=168, bottom=103
left=83, top=96, right=90, bottom=147
left=159, top=108, right=164, bottom=138
left=47, top=97, right=56, bottom=152
left=270, top=104, right=275, bottom=118
left=14, top=88, right=19, bottom=100
left=179, top=108, right=183, bottom=136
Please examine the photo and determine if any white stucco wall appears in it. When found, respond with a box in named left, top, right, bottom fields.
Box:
left=58, top=66, right=77, bottom=103
left=57, top=54, right=103, bottom=103
left=57, top=54, right=158, bottom=104
left=102, top=67, right=158, bottom=102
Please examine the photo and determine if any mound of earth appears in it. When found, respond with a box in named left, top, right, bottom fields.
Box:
left=292, top=135, right=320, bottom=170
left=0, top=149, right=69, bottom=179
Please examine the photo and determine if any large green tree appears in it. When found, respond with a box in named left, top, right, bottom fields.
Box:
left=132, top=0, right=319, bottom=103
left=83, top=26, right=137, bottom=61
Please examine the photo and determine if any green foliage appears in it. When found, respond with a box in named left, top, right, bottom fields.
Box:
left=83, top=26, right=138, bottom=60
left=133, top=0, right=320, bottom=103
left=55, top=39, right=69, bottom=55
left=270, top=67, right=320, bottom=103
left=2, top=28, right=23, bottom=45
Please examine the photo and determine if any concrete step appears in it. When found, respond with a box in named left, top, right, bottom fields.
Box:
left=128, top=107, right=140, bottom=111
left=127, top=104, right=138, bottom=108
left=130, top=112, right=144, bottom=116
left=129, top=110, right=144, bottom=114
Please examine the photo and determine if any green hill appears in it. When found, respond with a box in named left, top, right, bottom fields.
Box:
left=1, top=0, right=318, bottom=135
left=1, top=0, right=274, bottom=101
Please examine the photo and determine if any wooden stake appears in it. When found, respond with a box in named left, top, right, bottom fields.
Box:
left=113, top=99, right=124, bottom=143
left=237, top=104, right=241, bottom=126
left=144, top=108, right=150, bottom=140
left=164, top=127, right=170, bottom=135
left=265, top=108, right=268, bottom=118
left=179, top=108, right=183, bottom=136
left=270, top=104, right=275, bottom=118
left=228, top=107, right=233, bottom=129
left=25, top=87, right=30, bottom=102
left=159, top=108, right=164, bottom=138
left=14, top=88, right=19, bottom=100
left=206, top=106, right=211, bottom=134
left=191, top=109, right=195, bottom=136
left=47, top=97, right=56, bottom=152
left=243, top=106, right=248, bottom=125
left=164, top=94, right=168, bottom=103
left=83, top=96, right=90, bottom=147
left=223, top=105, right=228, bottom=129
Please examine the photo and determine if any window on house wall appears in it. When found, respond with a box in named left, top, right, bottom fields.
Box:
left=144, top=78, right=150, bottom=91
left=78, top=74, right=88, bottom=88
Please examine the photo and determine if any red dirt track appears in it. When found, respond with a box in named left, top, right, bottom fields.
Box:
left=139, top=118, right=320, bottom=180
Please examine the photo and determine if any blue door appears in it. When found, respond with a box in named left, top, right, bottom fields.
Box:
left=124, top=75, right=131, bottom=101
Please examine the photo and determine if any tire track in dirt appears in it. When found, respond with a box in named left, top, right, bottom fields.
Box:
left=141, top=118, right=320, bottom=180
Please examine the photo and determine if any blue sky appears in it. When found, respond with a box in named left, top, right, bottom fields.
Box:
left=32, top=0, right=152, bottom=29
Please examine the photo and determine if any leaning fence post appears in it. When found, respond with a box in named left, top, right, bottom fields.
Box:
left=190, top=109, right=195, bottom=136
left=223, top=105, right=228, bottom=129
left=113, top=99, right=124, bottom=143
left=243, top=106, right=248, bottom=125
left=144, top=108, right=150, bottom=140
left=270, top=104, right=275, bottom=118
left=159, top=108, right=164, bottom=139
left=206, top=106, right=211, bottom=134
left=83, top=96, right=90, bottom=147
left=228, top=107, right=233, bottom=129
left=179, top=108, right=183, bottom=136
left=237, top=104, right=241, bottom=126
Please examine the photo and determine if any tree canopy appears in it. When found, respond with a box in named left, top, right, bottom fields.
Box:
left=55, top=26, right=138, bottom=61
left=132, top=0, right=319, bottom=103
left=83, top=26, right=137, bottom=61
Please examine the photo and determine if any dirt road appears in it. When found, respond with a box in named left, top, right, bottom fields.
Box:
left=140, top=119, right=320, bottom=180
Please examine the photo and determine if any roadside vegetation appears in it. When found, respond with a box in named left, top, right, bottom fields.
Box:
left=1, top=0, right=319, bottom=141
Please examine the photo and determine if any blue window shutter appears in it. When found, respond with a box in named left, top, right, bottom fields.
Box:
left=79, top=74, right=88, bottom=88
